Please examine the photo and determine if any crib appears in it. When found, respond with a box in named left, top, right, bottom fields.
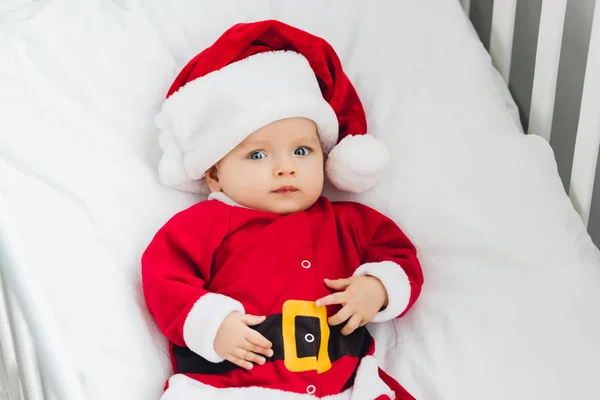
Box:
left=1, top=1, right=600, bottom=399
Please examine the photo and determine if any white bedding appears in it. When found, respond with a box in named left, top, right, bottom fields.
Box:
left=1, top=1, right=600, bottom=399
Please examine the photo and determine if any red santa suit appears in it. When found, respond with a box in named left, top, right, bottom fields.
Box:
left=142, top=193, right=423, bottom=399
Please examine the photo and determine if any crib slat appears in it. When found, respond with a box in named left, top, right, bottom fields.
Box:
left=528, top=0, right=568, bottom=140
left=0, top=272, right=22, bottom=400
left=549, top=0, right=597, bottom=192
left=489, top=0, right=517, bottom=83
left=460, top=0, right=472, bottom=14
left=507, top=0, right=544, bottom=130
left=470, top=0, right=494, bottom=49
left=5, top=288, right=45, bottom=400
left=574, top=0, right=600, bottom=230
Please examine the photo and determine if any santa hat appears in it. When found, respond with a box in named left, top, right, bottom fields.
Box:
left=155, top=19, right=389, bottom=194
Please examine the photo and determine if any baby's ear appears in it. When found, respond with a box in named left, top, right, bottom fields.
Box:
left=205, top=165, right=221, bottom=192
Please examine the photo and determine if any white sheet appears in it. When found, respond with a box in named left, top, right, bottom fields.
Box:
left=1, top=1, right=599, bottom=399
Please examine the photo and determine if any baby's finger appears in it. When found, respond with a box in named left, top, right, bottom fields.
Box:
left=225, top=353, right=253, bottom=370
left=327, top=305, right=353, bottom=326
left=246, top=329, right=273, bottom=350
left=244, top=340, right=274, bottom=358
left=241, top=314, right=267, bottom=326
left=233, top=348, right=266, bottom=365
left=323, top=278, right=352, bottom=291
left=341, top=314, right=362, bottom=336
left=315, top=292, right=345, bottom=307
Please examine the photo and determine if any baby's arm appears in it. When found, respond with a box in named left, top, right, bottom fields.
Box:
left=142, top=203, right=271, bottom=366
left=317, top=202, right=424, bottom=334
left=351, top=204, right=423, bottom=322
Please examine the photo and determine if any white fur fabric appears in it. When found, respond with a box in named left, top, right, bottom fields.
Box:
left=183, top=293, right=245, bottom=363
left=353, top=261, right=411, bottom=322
left=325, top=134, right=390, bottom=193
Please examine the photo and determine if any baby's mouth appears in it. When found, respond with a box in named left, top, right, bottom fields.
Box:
left=272, top=186, right=299, bottom=194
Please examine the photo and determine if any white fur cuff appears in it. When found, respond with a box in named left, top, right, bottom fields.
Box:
left=353, top=261, right=411, bottom=322
left=183, top=293, right=245, bottom=363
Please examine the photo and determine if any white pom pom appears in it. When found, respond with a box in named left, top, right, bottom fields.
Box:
left=325, top=134, right=390, bottom=193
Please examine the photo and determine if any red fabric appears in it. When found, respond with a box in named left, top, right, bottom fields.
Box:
left=378, top=368, right=416, bottom=400
left=165, top=19, right=367, bottom=143
left=142, top=197, right=423, bottom=397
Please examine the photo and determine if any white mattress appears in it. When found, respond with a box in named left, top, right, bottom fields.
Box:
left=1, top=1, right=599, bottom=399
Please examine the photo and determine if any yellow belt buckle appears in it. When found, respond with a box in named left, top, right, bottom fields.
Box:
left=282, top=300, right=332, bottom=374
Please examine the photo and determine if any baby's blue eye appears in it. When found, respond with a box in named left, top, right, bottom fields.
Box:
left=294, top=146, right=310, bottom=156
left=249, top=151, right=266, bottom=160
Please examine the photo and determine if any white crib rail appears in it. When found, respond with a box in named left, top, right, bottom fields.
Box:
left=0, top=194, right=86, bottom=400
left=0, top=272, right=22, bottom=400
left=0, top=273, right=41, bottom=400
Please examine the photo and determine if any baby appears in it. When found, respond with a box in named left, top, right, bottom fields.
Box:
left=142, top=20, right=423, bottom=400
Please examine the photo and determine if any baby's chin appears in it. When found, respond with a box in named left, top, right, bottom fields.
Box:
left=242, top=195, right=317, bottom=215
left=257, top=200, right=312, bottom=215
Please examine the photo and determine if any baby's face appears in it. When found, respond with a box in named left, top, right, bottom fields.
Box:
left=206, top=118, right=324, bottom=214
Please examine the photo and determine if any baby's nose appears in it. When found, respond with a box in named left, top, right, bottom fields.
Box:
left=274, top=158, right=297, bottom=177
left=276, top=167, right=296, bottom=177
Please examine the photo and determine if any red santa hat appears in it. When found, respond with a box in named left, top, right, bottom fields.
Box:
left=155, top=19, right=389, bottom=194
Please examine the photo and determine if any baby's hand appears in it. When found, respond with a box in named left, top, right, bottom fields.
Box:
left=214, top=312, right=273, bottom=370
left=315, top=276, right=388, bottom=336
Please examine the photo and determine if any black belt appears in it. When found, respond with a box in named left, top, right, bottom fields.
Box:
left=173, top=313, right=371, bottom=375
